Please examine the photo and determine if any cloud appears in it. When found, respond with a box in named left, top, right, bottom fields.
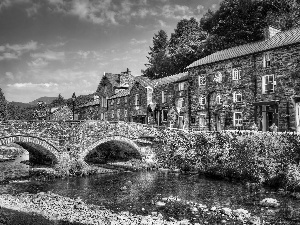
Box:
left=130, top=38, right=147, bottom=45
left=26, top=2, right=40, bottom=17
left=161, top=4, right=195, bottom=20
left=6, top=40, right=38, bottom=52
left=5, top=72, right=14, bottom=80
left=31, top=50, right=65, bottom=61
left=28, top=58, right=49, bottom=68
left=7, top=82, right=58, bottom=88
left=0, top=0, right=30, bottom=11
left=0, top=52, right=19, bottom=60
left=76, top=50, right=102, bottom=60
left=157, top=19, right=168, bottom=28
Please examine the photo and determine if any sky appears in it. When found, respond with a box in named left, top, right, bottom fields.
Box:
left=0, top=0, right=221, bottom=103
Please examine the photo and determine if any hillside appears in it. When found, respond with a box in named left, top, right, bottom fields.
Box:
left=28, top=96, right=57, bottom=105
left=9, top=101, right=32, bottom=108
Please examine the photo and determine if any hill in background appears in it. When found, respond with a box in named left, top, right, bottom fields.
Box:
left=28, top=96, right=57, bottom=105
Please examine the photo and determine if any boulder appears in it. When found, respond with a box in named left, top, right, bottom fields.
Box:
left=259, top=198, right=280, bottom=208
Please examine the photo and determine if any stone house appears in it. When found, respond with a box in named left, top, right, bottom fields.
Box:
left=186, top=26, right=300, bottom=132
left=78, top=69, right=134, bottom=120
left=107, top=89, right=130, bottom=122
left=152, top=72, right=189, bottom=128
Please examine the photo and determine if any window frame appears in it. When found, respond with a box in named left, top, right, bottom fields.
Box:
left=117, top=98, right=120, bottom=104
left=233, top=92, right=242, bottom=103
left=216, top=94, right=222, bottom=104
left=233, top=112, right=243, bottom=127
left=124, top=96, right=128, bottom=103
left=262, top=74, right=275, bottom=94
left=198, top=74, right=206, bottom=86
left=178, top=82, right=185, bottom=91
left=199, top=96, right=206, bottom=105
left=111, top=110, right=114, bottom=119
left=263, top=52, right=271, bottom=68
left=232, top=68, right=241, bottom=80
left=110, top=99, right=114, bottom=106
left=162, top=91, right=166, bottom=103
left=199, top=114, right=206, bottom=127
left=135, top=94, right=140, bottom=106
left=177, top=98, right=184, bottom=108
left=117, top=109, right=120, bottom=119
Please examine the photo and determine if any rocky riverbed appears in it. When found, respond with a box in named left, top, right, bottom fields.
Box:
left=0, top=192, right=263, bottom=225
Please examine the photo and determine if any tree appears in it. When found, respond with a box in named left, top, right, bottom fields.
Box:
left=0, top=88, right=7, bottom=120
left=200, top=0, right=269, bottom=54
left=51, top=93, right=65, bottom=107
left=144, top=30, right=171, bottom=79
left=168, top=17, right=207, bottom=74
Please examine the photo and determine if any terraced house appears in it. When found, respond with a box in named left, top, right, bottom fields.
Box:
left=187, top=26, right=300, bottom=132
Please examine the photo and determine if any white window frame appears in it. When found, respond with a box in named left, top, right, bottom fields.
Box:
left=198, top=74, right=206, bottom=86
left=216, top=94, right=221, bottom=104
left=124, top=109, right=127, bottom=118
left=117, top=109, right=120, bottom=119
left=135, top=94, right=140, bottom=106
left=162, top=91, right=166, bottom=103
left=199, top=96, right=206, bottom=105
left=111, top=110, right=114, bottom=119
left=177, top=98, right=184, bottom=108
left=263, top=52, right=271, bottom=68
left=233, top=92, right=242, bottom=103
left=178, top=82, right=185, bottom=91
left=199, top=114, right=206, bottom=127
left=233, top=112, right=243, bottom=127
left=162, top=109, right=168, bottom=122
left=232, top=68, right=241, bottom=80
left=262, top=74, right=275, bottom=94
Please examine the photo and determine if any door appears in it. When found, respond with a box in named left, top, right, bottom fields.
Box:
left=178, top=116, right=184, bottom=129
left=296, top=103, right=300, bottom=132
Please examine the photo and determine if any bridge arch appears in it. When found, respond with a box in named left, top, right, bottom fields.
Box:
left=81, top=136, right=142, bottom=162
left=0, top=135, right=60, bottom=164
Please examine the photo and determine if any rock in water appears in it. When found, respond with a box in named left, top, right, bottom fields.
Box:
left=259, top=198, right=280, bottom=208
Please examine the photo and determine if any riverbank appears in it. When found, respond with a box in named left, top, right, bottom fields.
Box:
left=0, top=192, right=261, bottom=225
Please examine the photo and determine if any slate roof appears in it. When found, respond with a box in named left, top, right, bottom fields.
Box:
left=187, top=27, right=300, bottom=69
left=78, top=99, right=100, bottom=108
left=134, top=76, right=156, bottom=87
left=109, top=89, right=130, bottom=99
left=154, top=72, right=188, bottom=87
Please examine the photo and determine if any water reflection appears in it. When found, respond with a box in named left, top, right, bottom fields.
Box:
left=0, top=152, right=29, bottom=180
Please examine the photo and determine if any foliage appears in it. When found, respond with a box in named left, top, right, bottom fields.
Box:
left=144, top=30, right=171, bottom=79
left=0, top=88, right=7, bottom=120
left=51, top=106, right=73, bottom=121
left=50, top=93, right=65, bottom=107
left=154, top=129, right=300, bottom=190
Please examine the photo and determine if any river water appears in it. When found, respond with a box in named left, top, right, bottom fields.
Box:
left=1, top=153, right=300, bottom=224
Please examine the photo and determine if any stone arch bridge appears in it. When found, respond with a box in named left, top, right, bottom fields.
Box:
left=0, top=121, right=164, bottom=166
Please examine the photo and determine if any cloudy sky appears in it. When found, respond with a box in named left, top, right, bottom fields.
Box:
left=0, top=0, right=221, bottom=103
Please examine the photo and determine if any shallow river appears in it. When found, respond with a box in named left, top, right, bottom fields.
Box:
left=1, top=154, right=300, bottom=224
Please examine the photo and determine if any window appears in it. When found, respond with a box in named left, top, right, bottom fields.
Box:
left=110, top=99, right=114, bottom=106
left=103, top=97, right=107, bottom=107
left=117, top=98, right=120, bottom=104
left=111, top=110, right=114, bottom=119
left=216, top=95, right=221, bottom=104
left=232, top=68, right=241, bottom=80
left=124, top=109, right=127, bottom=118
left=135, top=94, right=140, bottom=106
left=199, top=114, right=206, bottom=127
left=177, top=98, right=184, bottom=108
left=191, top=116, right=196, bottom=124
left=263, top=52, right=271, bottom=68
left=198, top=75, right=206, bottom=86
left=233, top=112, right=243, bottom=126
left=162, top=91, right=167, bottom=103
left=104, top=112, right=107, bottom=121
left=117, top=109, right=120, bottom=119
left=262, top=74, right=275, bottom=94
left=162, top=109, right=168, bottom=121
left=233, top=92, right=242, bottom=103
left=124, top=96, right=128, bottom=103
left=100, top=113, right=103, bottom=120
left=199, top=96, right=206, bottom=105
left=178, top=82, right=185, bottom=91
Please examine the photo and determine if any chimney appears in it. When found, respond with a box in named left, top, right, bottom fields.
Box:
left=264, top=26, right=281, bottom=39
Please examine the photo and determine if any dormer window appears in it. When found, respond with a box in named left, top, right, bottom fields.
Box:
left=198, top=74, right=206, bottom=86
left=232, top=68, right=241, bottom=80
left=263, top=52, right=271, bottom=68
left=233, top=92, right=242, bottom=103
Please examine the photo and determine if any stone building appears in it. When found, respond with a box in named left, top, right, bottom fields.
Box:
left=186, top=26, right=300, bottom=132
left=78, top=68, right=134, bottom=120
left=107, top=89, right=130, bottom=122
